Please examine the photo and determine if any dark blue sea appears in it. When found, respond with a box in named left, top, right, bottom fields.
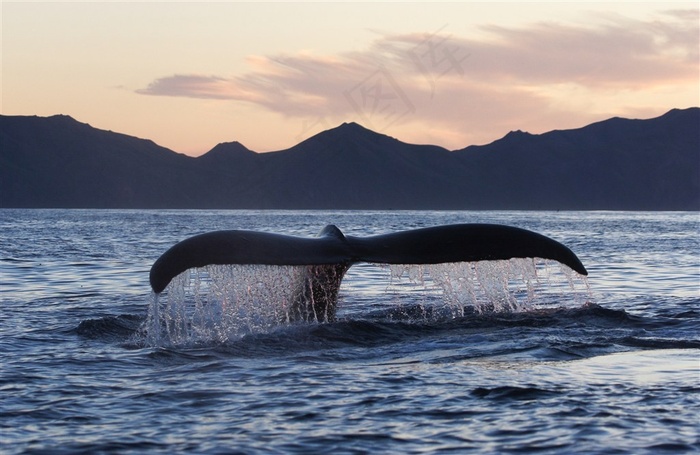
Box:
left=1, top=210, right=698, bottom=454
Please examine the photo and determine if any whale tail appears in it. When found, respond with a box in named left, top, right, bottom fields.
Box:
left=149, top=224, right=588, bottom=321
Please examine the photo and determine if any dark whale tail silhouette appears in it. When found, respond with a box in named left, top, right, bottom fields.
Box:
left=150, top=224, right=588, bottom=321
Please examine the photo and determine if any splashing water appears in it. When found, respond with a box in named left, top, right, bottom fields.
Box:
left=144, top=265, right=309, bottom=347
left=142, top=259, right=589, bottom=347
left=385, top=258, right=590, bottom=318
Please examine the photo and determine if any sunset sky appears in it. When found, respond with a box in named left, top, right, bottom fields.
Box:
left=3, top=1, right=698, bottom=156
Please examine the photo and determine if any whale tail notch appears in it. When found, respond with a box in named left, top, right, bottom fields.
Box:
left=149, top=224, right=588, bottom=321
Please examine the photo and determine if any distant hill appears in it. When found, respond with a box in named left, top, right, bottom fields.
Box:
left=1, top=108, right=698, bottom=209
left=452, top=108, right=700, bottom=210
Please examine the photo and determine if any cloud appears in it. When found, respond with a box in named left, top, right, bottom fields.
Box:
left=136, top=74, right=259, bottom=101
left=136, top=10, right=698, bottom=147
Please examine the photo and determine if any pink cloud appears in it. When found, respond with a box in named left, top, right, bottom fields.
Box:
left=136, top=75, right=238, bottom=100
left=136, top=10, right=698, bottom=148
left=380, top=9, right=698, bottom=87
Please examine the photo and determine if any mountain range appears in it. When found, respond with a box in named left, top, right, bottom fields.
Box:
left=1, top=108, right=698, bottom=210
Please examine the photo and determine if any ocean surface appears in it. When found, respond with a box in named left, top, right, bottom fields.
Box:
left=1, top=209, right=698, bottom=454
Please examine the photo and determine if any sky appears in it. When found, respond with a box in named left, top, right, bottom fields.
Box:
left=2, top=1, right=698, bottom=156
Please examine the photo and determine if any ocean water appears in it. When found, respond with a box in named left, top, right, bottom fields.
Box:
left=1, top=209, right=698, bottom=454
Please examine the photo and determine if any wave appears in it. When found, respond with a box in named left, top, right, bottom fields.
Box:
left=470, top=385, right=560, bottom=401
left=74, top=314, right=143, bottom=341
left=73, top=302, right=699, bottom=361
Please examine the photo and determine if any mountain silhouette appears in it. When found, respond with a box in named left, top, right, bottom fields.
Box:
left=1, top=108, right=698, bottom=209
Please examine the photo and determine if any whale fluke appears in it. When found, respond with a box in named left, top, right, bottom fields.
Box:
left=149, top=224, right=588, bottom=321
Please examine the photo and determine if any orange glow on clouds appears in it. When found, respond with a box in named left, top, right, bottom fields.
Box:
left=135, top=9, right=700, bottom=151
left=3, top=3, right=698, bottom=155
